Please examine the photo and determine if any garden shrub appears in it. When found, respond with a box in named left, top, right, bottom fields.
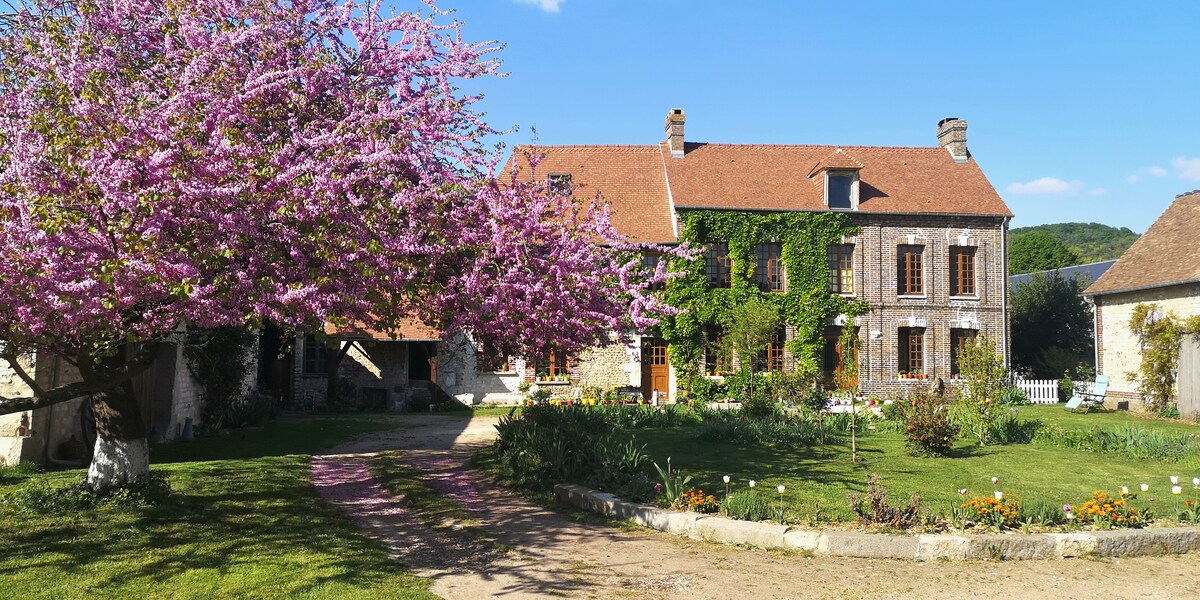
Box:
left=721, top=490, right=773, bottom=522
left=798, top=387, right=831, bottom=414
left=898, top=390, right=959, bottom=457
left=688, top=376, right=728, bottom=405
left=848, top=474, right=930, bottom=529
left=4, top=472, right=173, bottom=514
left=724, top=371, right=777, bottom=418
left=997, top=385, right=1030, bottom=406
left=1159, top=403, right=1182, bottom=420
left=492, top=405, right=654, bottom=501
left=988, top=411, right=1042, bottom=444
left=953, top=336, right=1008, bottom=446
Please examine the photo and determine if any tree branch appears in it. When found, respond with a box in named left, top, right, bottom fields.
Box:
left=0, top=342, right=162, bottom=417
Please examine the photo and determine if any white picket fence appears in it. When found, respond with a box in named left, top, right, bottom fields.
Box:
left=1013, top=378, right=1094, bottom=404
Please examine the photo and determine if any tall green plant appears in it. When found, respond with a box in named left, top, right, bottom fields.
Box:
left=954, top=336, right=1008, bottom=446
left=1126, top=304, right=1200, bottom=413
left=720, top=297, right=781, bottom=406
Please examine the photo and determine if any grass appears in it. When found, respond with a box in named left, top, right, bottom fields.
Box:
left=0, top=415, right=437, bottom=599
left=629, top=405, right=1200, bottom=523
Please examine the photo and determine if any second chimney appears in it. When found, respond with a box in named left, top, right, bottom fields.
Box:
left=936, top=117, right=969, bottom=163
left=666, top=108, right=685, bottom=158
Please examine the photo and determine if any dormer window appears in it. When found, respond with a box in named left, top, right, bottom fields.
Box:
left=824, top=170, right=859, bottom=210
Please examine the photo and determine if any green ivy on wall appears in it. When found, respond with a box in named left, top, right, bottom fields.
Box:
left=659, top=210, right=870, bottom=393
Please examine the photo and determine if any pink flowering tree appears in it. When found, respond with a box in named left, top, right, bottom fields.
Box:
left=0, top=0, right=683, bottom=489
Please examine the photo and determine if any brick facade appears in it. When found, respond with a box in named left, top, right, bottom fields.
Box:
left=850, top=213, right=1008, bottom=397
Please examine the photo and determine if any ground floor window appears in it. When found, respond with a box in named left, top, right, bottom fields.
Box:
left=703, top=324, right=729, bottom=375
left=950, top=328, right=978, bottom=376
left=302, top=334, right=332, bottom=375
left=898, top=327, right=925, bottom=375
left=823, top=326, right=858, bottom=389
left=756, top=327, right=786, bottom=373
left=535, top=352, right=572, bottom=381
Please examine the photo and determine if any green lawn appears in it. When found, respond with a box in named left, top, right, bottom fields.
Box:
left=0, top=416, right=436, bottom=599
left=632, top=405, right=1200, bottom=523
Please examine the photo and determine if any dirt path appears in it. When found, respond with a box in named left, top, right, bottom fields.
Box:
left=313, top=414, right=1200, bottom=599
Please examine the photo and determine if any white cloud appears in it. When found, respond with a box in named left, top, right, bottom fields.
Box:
left=515, top=0, right=565, bottom=12
left=1087, top=187, right=1108, bottom=196
left=1005, top=177, right=1084, bottom=195
left=1148, top=166, right=1169, bottom=177
left=1126, top=174, right=1141, bottom=184
left=1172, top=157, right=1200, bottom=182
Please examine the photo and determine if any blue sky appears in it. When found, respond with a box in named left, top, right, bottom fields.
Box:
left=425, top=0, right=1198, bottom=232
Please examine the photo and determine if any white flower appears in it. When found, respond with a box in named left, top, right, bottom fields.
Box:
left=1172, top=486, right=1183, bottom=495
left=1194, top=477, right=1200, bottom=488
left=957, top=488, right=968, bottom=495
left=991, top=476, right=999, bottom=485
left=723, top=475, right=731, bottom=484
left=749, top=480, right=756, bottom=488
left=1121, top=486, right=1129, bottom=495
left=1065, top=512, right=1074, bottom=520
left=1170, top=475, right=1179, bottom=485
left=777, top=485, right=786, bottom=494
left=1141, top=483, right=1150, bottom=492
left=994, top=490, right=1004, bottom=500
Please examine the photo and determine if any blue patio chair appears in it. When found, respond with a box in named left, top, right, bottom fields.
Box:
left=1065, top=375, right=1109, bottom=409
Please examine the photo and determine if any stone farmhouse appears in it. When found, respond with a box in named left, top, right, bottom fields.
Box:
left=1085, top=190, right=1200, bottom=413
left=300, top=109, right=1013, bottom=407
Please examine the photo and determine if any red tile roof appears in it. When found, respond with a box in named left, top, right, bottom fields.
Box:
left=1085, top=191, right=1200, bottom=296
left=503, top=139, right=1010, bottom=243
left=504, top=146, right=675, bottom=243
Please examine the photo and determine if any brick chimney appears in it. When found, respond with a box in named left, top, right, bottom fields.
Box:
left=936, top=117, right=968, bottom=163
left=665, top=108, right=685, bottom=158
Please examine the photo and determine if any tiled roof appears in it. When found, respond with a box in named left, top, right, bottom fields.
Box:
left=502, top=139, right=1010, bottom=243
left=324, top=318, right=441, bottom=341
left=504, top=146, right=675, bottom=243
left=1085, top=191, right=1200, bottom=296
left=662, top=143, right=1010, bottom=216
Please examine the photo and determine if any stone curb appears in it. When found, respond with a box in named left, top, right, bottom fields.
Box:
left=553, top=483, right=1200, bottom=561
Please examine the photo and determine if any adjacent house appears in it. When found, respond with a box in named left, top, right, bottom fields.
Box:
left=1084, top=190, right=1200, bottom=412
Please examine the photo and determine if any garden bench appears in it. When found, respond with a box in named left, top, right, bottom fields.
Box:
left=1065, top=375, right=1109, bottom=409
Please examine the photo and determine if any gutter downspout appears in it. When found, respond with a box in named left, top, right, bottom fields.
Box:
left=1001, top=216, right=1010, bottom=366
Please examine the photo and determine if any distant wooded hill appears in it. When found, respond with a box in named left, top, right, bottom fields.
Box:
left=1009, top=222, right=1140, bottom=264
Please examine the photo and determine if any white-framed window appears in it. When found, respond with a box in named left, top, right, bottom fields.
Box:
left=824, top=170, right=860, bottom=210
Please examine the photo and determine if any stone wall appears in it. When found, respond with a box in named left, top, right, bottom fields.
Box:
left=437, top=334, right=525, bottom=406
left=0, top=348, right=36, bottom=466
left=1094, top=283, right=1200, bottom=411
left=293, top=336, right=412, bottom=409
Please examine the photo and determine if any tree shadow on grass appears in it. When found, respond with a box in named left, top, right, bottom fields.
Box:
left=0, top=455, right=431, bottom=597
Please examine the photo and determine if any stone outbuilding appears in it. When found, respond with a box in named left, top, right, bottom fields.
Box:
left=1085, top=190, right=1200, bottom=414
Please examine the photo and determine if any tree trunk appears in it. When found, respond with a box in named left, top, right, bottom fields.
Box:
left=86, top=378, right=150, bottom=490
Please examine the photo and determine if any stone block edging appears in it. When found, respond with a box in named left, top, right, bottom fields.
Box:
left=553, top=483, right=1200, bottom=561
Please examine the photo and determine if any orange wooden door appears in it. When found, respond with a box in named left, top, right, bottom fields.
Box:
left=641, top=338, right=669, bottom=401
